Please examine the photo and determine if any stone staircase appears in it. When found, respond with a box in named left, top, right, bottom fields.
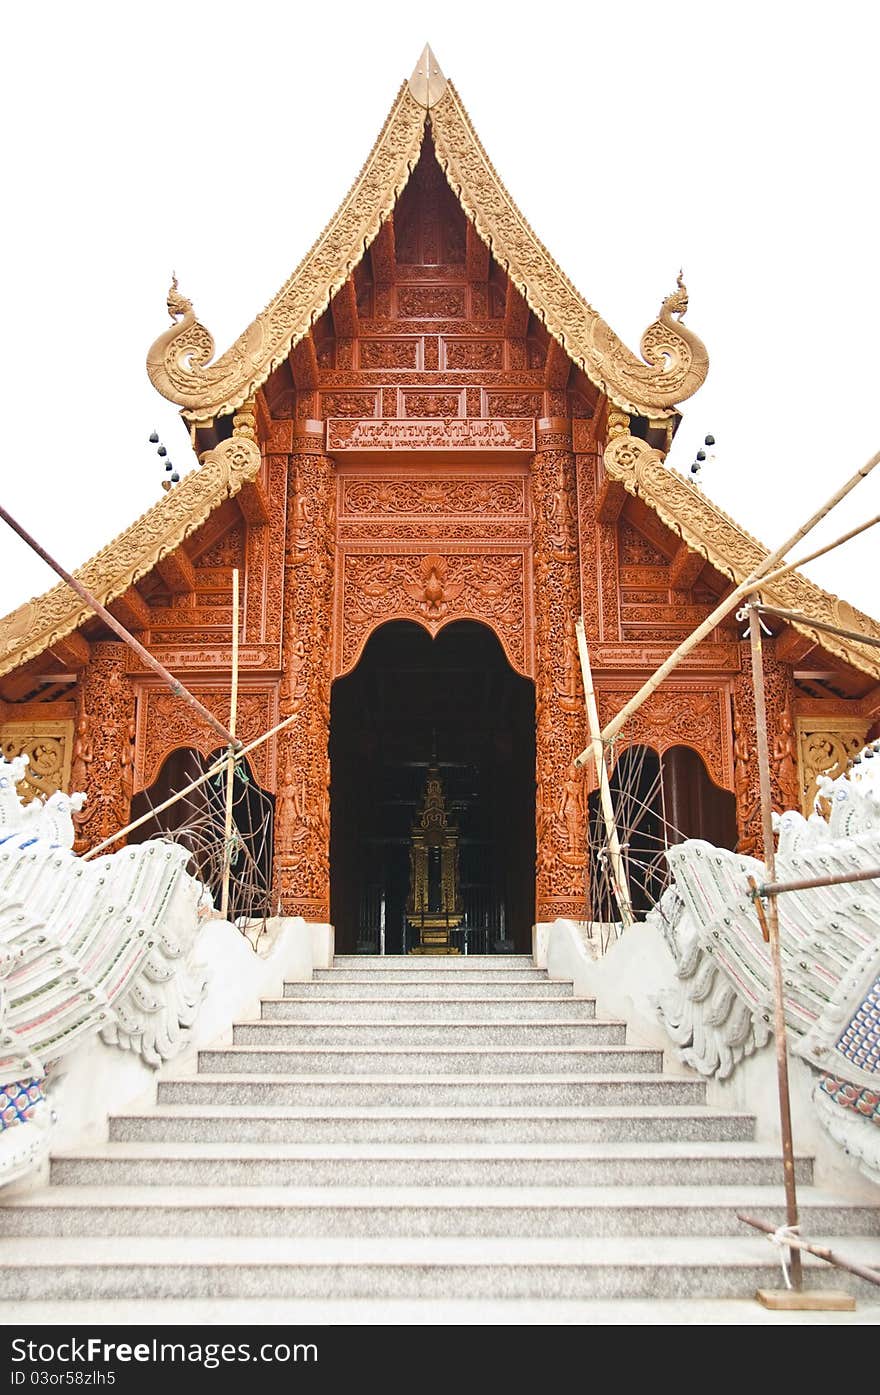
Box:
left=1, top=954, right=878, bottom=1317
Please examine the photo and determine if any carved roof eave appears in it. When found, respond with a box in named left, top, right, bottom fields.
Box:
left=146, top=78, right=709, bottom=425
left=605, top=434, right=880, bottom=681
left=0, top=438, right=261, bottom=679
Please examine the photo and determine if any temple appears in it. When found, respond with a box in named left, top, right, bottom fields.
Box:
left=1, top=48, right=879, bottom=953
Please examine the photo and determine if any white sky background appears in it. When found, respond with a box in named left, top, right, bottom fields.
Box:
left=1, top=0, right=878, bottom=621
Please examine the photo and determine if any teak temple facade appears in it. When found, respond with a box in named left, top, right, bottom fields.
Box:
left=1, top=50, right=878, bottom=953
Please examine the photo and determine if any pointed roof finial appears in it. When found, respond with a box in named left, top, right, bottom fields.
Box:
left=409, top=44, right=447, bottom=109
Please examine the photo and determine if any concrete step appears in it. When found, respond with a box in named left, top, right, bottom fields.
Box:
left=111, top=1105, right=755, bottom=1146
left=48, top=1142, right=814, bottom=1189
left=1, top=1234, right=874, bottom=1301
left=158, top=1073, right=708, bottom=1109
left=331, top=957, right=535, bottom=969
left=283, top=980, right=576, bottom=1000
left=3, top=1296, right=877, bottom=1326
left=2, top=1185, right=873, bottom=1240
left=233, top=1020, right=627, bottom=1048
left=265, top=995, right=591, bottom=1020
left=198, top=1045, right=663, bottom=1076
left=315, top=969, right=549, bottom=982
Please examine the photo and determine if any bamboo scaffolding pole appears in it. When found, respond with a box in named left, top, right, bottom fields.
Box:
left=755, top=603, right=880, bottom=651
left=575, top=618, right=634, bottom=928
left=748, top=602, right=803, bottom=1291
left=755, top=865, right=880, bottom=898
left=220, top=569, right=240, bottom=922
left=573, top=448, right=880, bottom=764
left=0, top=504, right=241, bottom=751
left=82, top=712, right=300, bottom=859
left=738, top=1213, right=880, bottom=1288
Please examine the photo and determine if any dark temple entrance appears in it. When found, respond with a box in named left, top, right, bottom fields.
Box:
left=330, top=621, right=535, bottom=954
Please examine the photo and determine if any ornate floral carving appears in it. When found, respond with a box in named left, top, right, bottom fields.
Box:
left=320, top=392, right=379, bottom=418
left=360, top=339, right=420, bottom=369
left=338, top=520, right=530, bottom=543
left=71, top=645, right=136, bottom=851
left=136, top=687, right=274, bottom=792
left=398, top=286, right=465, bottom=318
left=337, top=551, right=529, bottom=677
left=619, top=522, right=668, bottom=567
left=443, top=339, right=503, bottom=369
left=485, top=391, right=542, bottom=417
left=274, top=442, right=335, bottom=920
left=594, top=683, right=733, bottom=795
left=797, top=719, right=870, bottom=816
left=532, top=443, right=588, bottom=920
left=731, top=645, right=796, bottom=854
left=0, top=722, right=73, bottom=804
left=401, top=391, right=463, bottom=418
left=340, top=477, right=526, bottom=518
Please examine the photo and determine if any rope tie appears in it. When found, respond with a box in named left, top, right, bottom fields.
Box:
left=768, top=1224, right=800, bottom=1289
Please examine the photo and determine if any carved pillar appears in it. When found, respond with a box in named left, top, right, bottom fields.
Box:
left=71, top=643, right=136, bottom=852
left=596, top=408, right=628, bottom=640
left=532, top=419, right=588, bottom=921
left=732, top=639, right=798, bottom=856
left=274, top=421, right=334, bottom=920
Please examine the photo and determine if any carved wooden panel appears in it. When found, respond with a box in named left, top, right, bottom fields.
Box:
left=274, top=440, right=335, bottom=922
left=443, top=339, right=503, bottom=370
left=619, top=521, right=668, bottom=566
left=593, top=683, right=734, bottom=794
left=401, top=390, right=465, bottom=418
left=71, top=644, right=136, bottom=852
left=134, top=684, right=277, bottom=793
left=397, top=286, right=466, bottom=318
left=732, top=642, right=798, bottom=855
left=532, top=434, right=589, bottom=922
left=327, top=419, right=535, bottom=453
left=797, top=717, right=869, bottom=815
left=485, top=391, right=543, bottom=417
left=359, top=339, right=420, bottom=370
left=335, top=549, right=531, bottom=679
left=339, top=475, right=527, bottom=519
left=319, top=391, right=380, bottom=418
left=0, top=719, right=73, bottom=803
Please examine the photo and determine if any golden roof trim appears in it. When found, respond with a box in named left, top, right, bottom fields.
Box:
left=147, top=83, right=427, bottom=423
left=605, top=434, right=880, bottom=680
left=0, top=438, right=261, bottom=679
left=429, top=85, right=708, bottom=417
left=146, top=63, right=708, bottom=422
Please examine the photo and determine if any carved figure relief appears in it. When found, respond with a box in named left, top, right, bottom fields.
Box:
left=274, top=433, right=335, bottom=921
left=731, top=644, right=797, bottom=855
left=531, top=429, right=589, bottom=920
